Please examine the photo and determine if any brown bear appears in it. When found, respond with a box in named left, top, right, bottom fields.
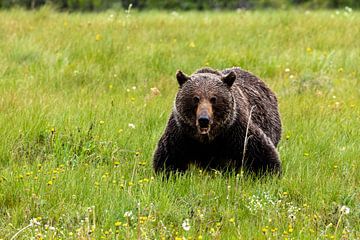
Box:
left=153, top=67, right=282, bottom=176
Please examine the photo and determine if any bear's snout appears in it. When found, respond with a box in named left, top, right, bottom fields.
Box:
left=196, top=100, right=213, bottom=135
left=198, top=115, right=210, bottom=128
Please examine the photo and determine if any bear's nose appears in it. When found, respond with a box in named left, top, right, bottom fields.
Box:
left=198, top=115, right=210, bottom=128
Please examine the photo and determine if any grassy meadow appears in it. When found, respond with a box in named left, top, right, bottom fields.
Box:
left=0, top=7, right=359, bottom=239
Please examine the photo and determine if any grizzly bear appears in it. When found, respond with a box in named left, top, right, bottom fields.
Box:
left=153, top=67, right=282, bottom=176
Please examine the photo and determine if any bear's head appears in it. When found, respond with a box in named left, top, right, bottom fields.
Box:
left=173, top=69, right=237, bottom=141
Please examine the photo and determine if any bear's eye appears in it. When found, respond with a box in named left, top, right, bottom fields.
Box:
left=210, top=96, right=217, bottom=104
left=193, top=96, right=200, bottom=104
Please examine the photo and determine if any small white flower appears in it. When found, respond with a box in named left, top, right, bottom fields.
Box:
left=182, top=219, right=191, bottom=231
left=128, top=123, right=135, bottom=129
left=288, top=214, right=296, bottom=221
left=285, top=68, right=290, bottom=73
left=124, top=211, right=133, bottom=217
left=30, top=218, right=41, bottom=226
left=132, top=86, right=137, bottom=90
left=340, top=206, right=350, bottom=215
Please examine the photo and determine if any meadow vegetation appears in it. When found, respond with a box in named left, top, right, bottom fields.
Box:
left=0, top=7, right=359, bottom=239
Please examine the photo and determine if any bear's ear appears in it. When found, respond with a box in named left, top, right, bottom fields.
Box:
left=176, top=70, right=190, bottom=87
left=222, top=71, right=236, bottom=87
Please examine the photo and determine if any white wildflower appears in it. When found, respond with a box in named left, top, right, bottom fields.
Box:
left=124, top=211, right=133, bottom=218
left=128, top=123, right=135, bottom=129
left=288, top=214, right=296, bottom=221
left=340, top=206, right=350, bottom=215
left=182, top=219, right=191, bottom=231
left=30, top=218, right=41, bottom=226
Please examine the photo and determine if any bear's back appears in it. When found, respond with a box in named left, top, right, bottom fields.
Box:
left=222, top=67, right=282, bottom=146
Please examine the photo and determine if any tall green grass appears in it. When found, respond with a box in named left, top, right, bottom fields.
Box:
left=0, top=7, right=359, bottom=239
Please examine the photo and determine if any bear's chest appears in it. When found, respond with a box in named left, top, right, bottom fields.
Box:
left=184, top=141, right=241, bottom=170
left=184, top=137, right=240, bottom=159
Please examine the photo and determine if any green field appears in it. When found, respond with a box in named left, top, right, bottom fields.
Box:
left=0, top=7, right=359, bottom=239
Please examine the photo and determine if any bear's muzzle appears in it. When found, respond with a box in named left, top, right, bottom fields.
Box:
left=196, top=100, right=213, bottom=135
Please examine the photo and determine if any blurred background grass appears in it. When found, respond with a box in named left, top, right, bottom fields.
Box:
left=1, top=0, right=360, bottom=11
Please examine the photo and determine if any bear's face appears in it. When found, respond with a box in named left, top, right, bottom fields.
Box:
left=174, top=70, right=236, bottom=141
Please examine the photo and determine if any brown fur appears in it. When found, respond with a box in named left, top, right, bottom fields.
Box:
left=153, top=67, right=282, bottom=176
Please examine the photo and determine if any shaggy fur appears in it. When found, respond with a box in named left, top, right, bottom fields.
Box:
left=153, top=67, right=282, bottom=175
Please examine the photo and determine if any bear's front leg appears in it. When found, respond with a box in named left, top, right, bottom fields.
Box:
left=153, top=134, right=190, bottom=175
left=244, top=125, right=282, bottom=175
